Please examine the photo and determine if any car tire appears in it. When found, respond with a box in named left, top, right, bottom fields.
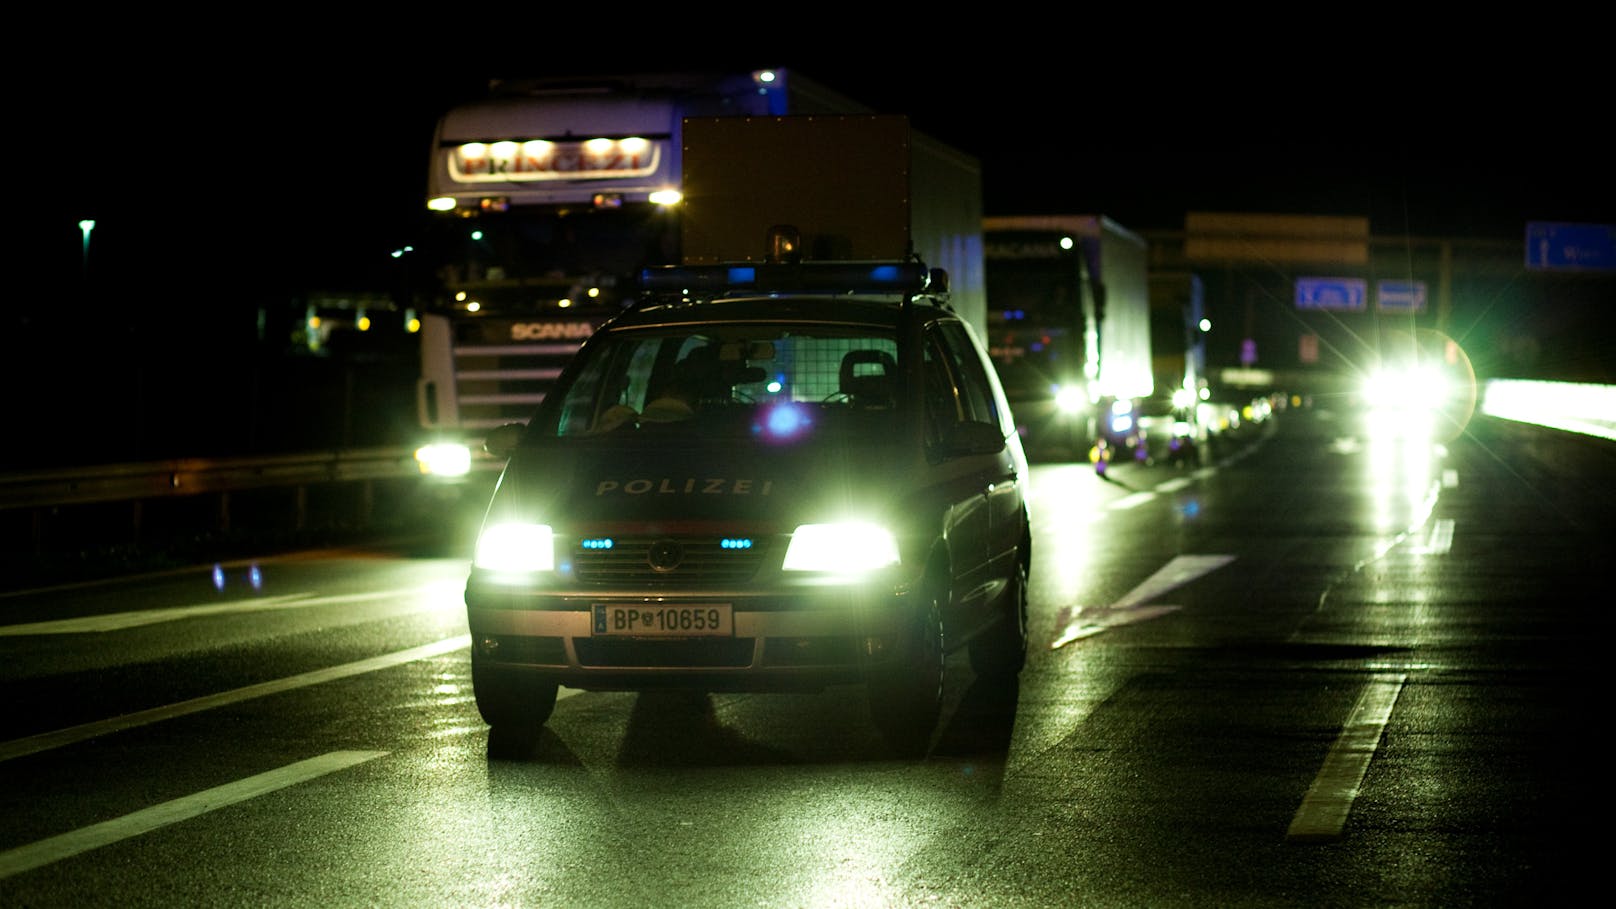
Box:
left=868, top=588, right=945, bottom=758
left=969, top=552, right=1028, bottom=678
left=472, top=651, right=559, bottom=736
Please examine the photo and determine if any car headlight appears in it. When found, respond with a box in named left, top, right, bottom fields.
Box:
left=782, top=522, right=899, bottom=574
left=473, top=522, right=555, bottom=573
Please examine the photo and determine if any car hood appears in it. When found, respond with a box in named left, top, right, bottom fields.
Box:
left=485, top=434, right=914, bottom=533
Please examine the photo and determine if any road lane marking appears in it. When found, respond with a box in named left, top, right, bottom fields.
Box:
left=0, top=750, right=387, bottom=879
left=1415, top=519, right=1454, bottom=555
left=1051, top=555, right=1236, bottom=649
left=1050, top=604, right=1182, bottom=647
left=0, top=636, right=469, bottom=763
left=0, top=584, right=460, bottom=636
left=1287, top=674, right=1406, bottom=842
left=1111, top=492, right=1156, bottom=510
left=1156, top=477, right=1193, bottom=493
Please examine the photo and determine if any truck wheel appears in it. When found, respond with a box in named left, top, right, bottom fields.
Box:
left=969, top=555, right=1028, bottom=678
left=472, top=651, right=559, bottom=738
left=868, top=589, right=945, bottom=758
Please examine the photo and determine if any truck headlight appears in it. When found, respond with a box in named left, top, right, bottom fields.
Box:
left=474, top=522, right=555, bottom=573
left=415, top=442, right=472, bottom=477
left=782, top=522, right=899, bottom=574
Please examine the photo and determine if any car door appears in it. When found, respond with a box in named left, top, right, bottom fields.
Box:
left=936, top=321, right=1024, bottom=576
left=922, top=322, right=1007, bottom=631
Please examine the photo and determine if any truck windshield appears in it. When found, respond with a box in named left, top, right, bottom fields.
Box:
left=530, top=325, right=903, bottom=442
left=418, top=206, right=681, bottom=313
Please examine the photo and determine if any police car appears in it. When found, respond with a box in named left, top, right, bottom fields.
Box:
left=464, top=258, right=1031, bottom=756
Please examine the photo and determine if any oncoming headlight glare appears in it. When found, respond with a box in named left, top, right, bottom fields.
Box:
left=474, top=522, right=555, bottom=573
left=415, top=443, right=472, bottom=477
left=782, top=522, right=899, bottom=574
left=1054, top=384, right=1086, bottom=414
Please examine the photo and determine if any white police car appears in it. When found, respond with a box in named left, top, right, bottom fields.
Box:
left=464, top=259, right=1030, bottom=756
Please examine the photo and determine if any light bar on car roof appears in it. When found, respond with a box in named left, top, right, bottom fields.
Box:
left=638, top=261, right=934, bottom=296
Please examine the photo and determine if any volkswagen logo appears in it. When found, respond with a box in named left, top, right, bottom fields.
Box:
left=646, top=539, right=684, bottom=572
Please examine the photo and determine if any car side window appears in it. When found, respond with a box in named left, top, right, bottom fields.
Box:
left=922, top=332, right=963, bottom=448
left=922, top=320, right=1005, bottom=452
left=937, top=322, right=1003, bottom=428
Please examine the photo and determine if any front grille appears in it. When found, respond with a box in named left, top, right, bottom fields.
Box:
left=571, top=537, right=769, bottom=585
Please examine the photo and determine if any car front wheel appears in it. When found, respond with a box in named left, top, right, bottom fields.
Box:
left=969, top=554, right=1028, bottom=678
left=472, top=650, right=559, bottom=739
left=867, top=589, right=945, bottom=758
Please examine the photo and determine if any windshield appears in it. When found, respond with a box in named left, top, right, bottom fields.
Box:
left=420, top=206, right=681, bottom=312
left=529, top=323, right=904, bottom=443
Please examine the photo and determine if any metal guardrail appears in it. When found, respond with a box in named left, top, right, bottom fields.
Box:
left=2, top=379, right=1610, bottom=515
left=0, top=446, right=424, bottom=512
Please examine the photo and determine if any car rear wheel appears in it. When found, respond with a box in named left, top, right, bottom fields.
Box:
left=969, top=553, right=1028, bottom=678
left=867, top=589, right=945, bottom=758
left=472, top=651, right=559, bottom=737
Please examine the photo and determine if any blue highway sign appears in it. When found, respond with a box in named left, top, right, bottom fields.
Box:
left=1296, top=277, right=1367, bottom=311
left=1526, top=222, right=1616, bottom=271
left=1376, top=280, right=1427, bottom=312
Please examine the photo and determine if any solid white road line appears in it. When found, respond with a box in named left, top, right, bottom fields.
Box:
left=0, top=750, right=388, bottom=879
left=0, top=636, right=470, bottom=763
left=0, top=584, right=460, bottom=636
left=1287, top=674, right=1407, bottom=842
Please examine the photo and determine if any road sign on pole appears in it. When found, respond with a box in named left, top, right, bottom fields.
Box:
left=1295, top=277, right=1367, bottom=311
left=1525, top=222, right=1616, bottom=271
left=1376, top=280, right=1427, bottom=312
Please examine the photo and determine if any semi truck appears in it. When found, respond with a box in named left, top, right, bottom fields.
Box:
left=982, top=215, right=1154, bottom=462
left=410, top=69, right=984, bottom=500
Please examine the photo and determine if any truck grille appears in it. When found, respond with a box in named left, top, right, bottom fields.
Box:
left=572, top=537, right=769, bottom=585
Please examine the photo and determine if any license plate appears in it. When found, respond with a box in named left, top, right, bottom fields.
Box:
left=592, top=604, right=733, bottom=637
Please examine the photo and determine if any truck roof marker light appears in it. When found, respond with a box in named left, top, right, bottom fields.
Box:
left=649, top=189, right=683, bottom=206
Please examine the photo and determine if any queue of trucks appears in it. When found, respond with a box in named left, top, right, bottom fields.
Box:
left=407, top=67, right=1198, bottom=510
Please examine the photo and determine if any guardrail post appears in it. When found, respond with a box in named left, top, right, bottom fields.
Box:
left=294, top=485, right=308, bottom=532
left=218, top=492, right=232, bottom=533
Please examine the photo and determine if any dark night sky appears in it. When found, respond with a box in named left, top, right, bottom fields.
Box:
left=35, top=30, right=1613, bottom=299
left=11, top=27, right=1612, bottom=466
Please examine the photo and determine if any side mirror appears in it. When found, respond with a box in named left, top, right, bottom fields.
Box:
left=483, top=423, right=526, bottom=459
left=943, top=420, right=1005, bottom=456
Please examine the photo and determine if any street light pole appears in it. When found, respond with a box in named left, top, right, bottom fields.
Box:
left=78, top=219, right=95, bottom=278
